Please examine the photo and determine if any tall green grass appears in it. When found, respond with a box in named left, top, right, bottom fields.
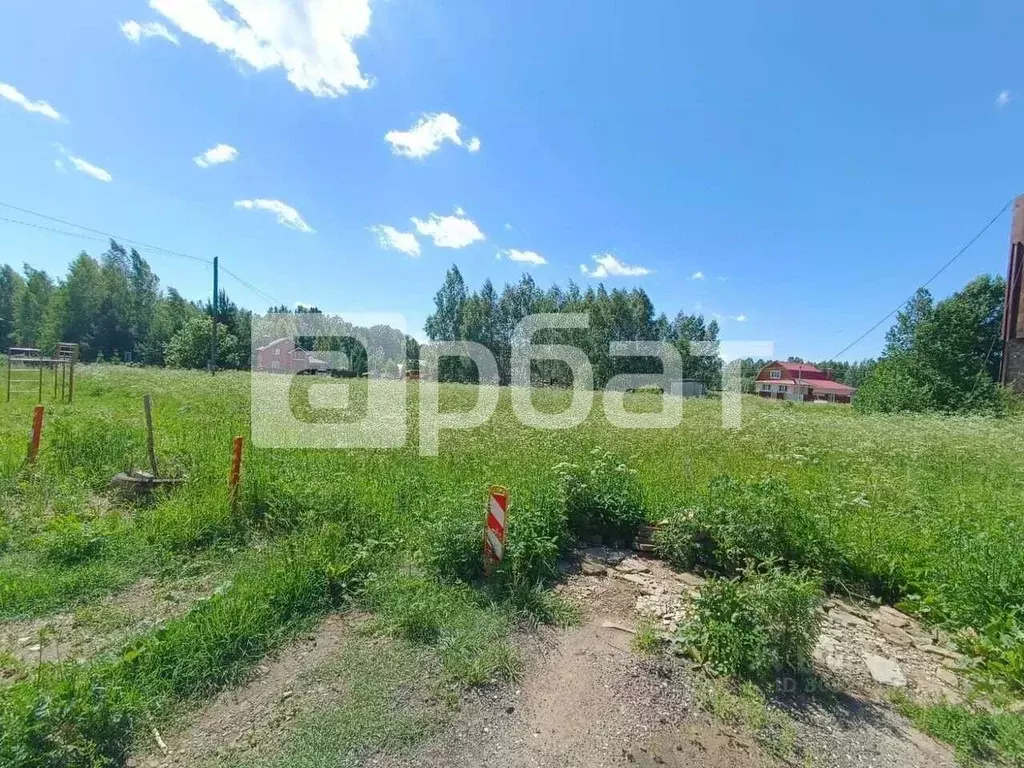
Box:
left=1, top=365, right=1023, bottom=765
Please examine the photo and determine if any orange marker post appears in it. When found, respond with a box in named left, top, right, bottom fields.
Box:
left=228, top=436, right=244, bottom=509
left=27, top=405, right=44, bottom=464
left=484, top=485, right=509, bottom=576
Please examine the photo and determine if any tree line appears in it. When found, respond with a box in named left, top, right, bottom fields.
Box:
left=424, top=266, right=723, bottom=388
left=0, top=241, right=251, bottom=367
left=2, top=246, right=1004, bottom=412
left=854, top=275, right=1008, bottom=413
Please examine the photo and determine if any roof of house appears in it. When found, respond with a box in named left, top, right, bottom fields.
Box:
left=256, top=337, right=294, bottom=351
left=805, top=378, right=856, bottom=394
left=779, top=362, right=827, bottom=377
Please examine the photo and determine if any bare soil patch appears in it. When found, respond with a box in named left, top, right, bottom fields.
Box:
left=0, top=571, right=218, bottom=673
left=131, top=550, right=960, bottom=768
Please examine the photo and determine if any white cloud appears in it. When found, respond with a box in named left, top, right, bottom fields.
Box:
left=504, top=222, right=513, bottom=231
left=121, top=20, right=179, bottom=44
left=411, top=210, right=485, bottom=248
left=55, top=145, right=112, bottom=182
left=732, top=314, right=747, bottom=322
left=54, top=159, right=66, bottom=173
left=385, top=112, right=480, bottom=158
left=370, top=225, right=420, bottom=257
left=194, top=143, right=239, bottom=167
left=68, top=156, right=114, bottom=183
left=234, top=199, right=313, bottom=232
left=151, top=0, right=372, bottom=98
left=716, top=276, right=728, bottom=282
left=0, top=82, right=62, bottom=121
left=997, top=90, right=1012, bottom=107
left=500, top=249, right=546, bottom=266
left=690, top=271, right=705, bottom=280
left=579, top=253, right=651, bottom=278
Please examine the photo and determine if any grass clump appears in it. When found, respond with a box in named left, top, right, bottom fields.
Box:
left=367, top=573, right=520, bottom=686
left=894, top=696, right=1024, bottom=767
left=678, top=566, right=823, bottom=680
left=0, top=666, right=136, bottom=768
left=699, top=679, right=800, bottom=761
left=555, top=448, right=645, bottom=544
left=656, top=476, right=845, bottom=581
left=39, top=513, right=109, bottom=565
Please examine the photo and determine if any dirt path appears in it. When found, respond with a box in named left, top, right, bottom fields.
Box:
left=375, top=555, right=954, bottom=768
left=132, top=552, right=958, bottom=768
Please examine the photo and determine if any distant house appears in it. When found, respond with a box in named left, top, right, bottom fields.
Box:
left=669, top=379, right=708, bottom=398
left=755, top=361, right=855, bottom=403
left=255, top=337, right=328, bottom=373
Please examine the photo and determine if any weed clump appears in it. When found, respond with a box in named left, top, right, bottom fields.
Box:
left=656, top=476, right=845, bottom=581
left=39, top=514, right=107, bottom=565
left=0, top=667, right=135, bottom=768
left=555, top=449, right=645, bottom=544
left=894, top=695, right=1024, bottom=766
left=678, top=566, right=823, bottom=680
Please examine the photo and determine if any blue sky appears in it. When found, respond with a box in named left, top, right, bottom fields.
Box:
left=1, top=1, right=1022, bottom=359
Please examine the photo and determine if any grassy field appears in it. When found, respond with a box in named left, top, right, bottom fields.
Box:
left=1, top=364, right=1023, bottom=765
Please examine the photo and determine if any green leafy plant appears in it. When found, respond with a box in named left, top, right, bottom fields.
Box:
left=554, top=449, right=645, bottom=544
left=39, top=514, right=106, bottom=565
left=659, top=477, right=846, bottom=581
left=894, top=695, right=1024, bottom=767
left=679, top=566, right=823, bottom=680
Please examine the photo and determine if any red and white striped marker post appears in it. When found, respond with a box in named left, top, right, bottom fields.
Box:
left=484, top=485, right=509, bottom=575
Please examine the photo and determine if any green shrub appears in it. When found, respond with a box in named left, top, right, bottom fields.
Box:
left=420, top=508, right=486, bottom=584
left=956, top=615, right=1024, bottom=693
left=0, top=667, right=135, bottom=768
left=679, top=566, right=823, bottom=680
left=654, top=509, right=709, bottom=570
left=554, top=449, right=645, bottom=544
left=39, top=514, right=106, bottom=565
left=696, top=477, right=845, bottom=578
left=498, top=490, right=567, bottom=588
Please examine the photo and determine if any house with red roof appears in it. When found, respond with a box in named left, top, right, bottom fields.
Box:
left=255, top=337, right=328, bottom=373
left=754, top=361, right=856, bottom=403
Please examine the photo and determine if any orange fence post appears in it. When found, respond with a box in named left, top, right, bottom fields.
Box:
left=228, top=436, right=244, bottom=508
left=28, top=405, right=44, bottom=464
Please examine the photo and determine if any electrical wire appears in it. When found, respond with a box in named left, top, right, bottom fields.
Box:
left=0, top=200, right=211, bottom=264
left=829, top=198, right=1014, bottom=360
left=0, top=199, right=288, bottom=308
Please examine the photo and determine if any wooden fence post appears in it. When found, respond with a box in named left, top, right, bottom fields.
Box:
left=28, top=405, right=44, bottom=464
left=143, top=395, right=158, bottom=476
left=228, top=436, right=244, bottom=509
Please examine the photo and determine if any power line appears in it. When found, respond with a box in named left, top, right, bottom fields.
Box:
left=830, top=198, right=1013, bottom=360
left=0, top=215, right=110, bottom=244
left=0, top=200, right=210, bottom=264
left=0, top=199, right=288, bottom=308
left=220, top=266, right=285, bottom=307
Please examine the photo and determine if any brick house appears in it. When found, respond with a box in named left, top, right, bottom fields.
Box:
left=755, top=361, right=855, bottom=403
left=254, top=337, right=327, bottom=373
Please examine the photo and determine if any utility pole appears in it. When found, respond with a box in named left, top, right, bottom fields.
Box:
left=1000, top=196, right=1024, bottom=392
left=210, top=256, right=219, bottom=375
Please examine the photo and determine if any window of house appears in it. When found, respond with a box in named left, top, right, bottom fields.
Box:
left=760, top=383, right=771, bottom=391
left=770, top=369, right=781, bottom=379
left=271, top=360, right=280, bottom=370
left=273, top=347, right=280, bottom=355
left=778, top=385, right=788, bottom=392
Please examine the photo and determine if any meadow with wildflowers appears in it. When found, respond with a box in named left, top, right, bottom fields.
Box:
left=0, top=364, right=1022, bottom=765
